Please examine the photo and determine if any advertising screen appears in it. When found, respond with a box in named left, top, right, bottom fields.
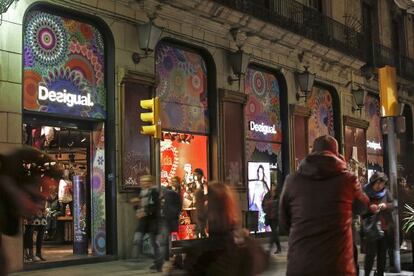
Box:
left=248, top=162, right=271, bottom=232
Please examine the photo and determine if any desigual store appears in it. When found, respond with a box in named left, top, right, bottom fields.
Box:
left=3, top=3, right=117, bottom=270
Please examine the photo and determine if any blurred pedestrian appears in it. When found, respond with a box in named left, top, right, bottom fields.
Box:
left=159, top=179, right=181, bottom=263
left=0, top=147, right=60, bottom=276
left=280, top=135, right=369, bottom=276
left=262, top=184, right=282, bottom=254
left=131, top=175, right=162, bottom=272
left=181, top=181, right=268, bottom=276
left=363, top=172, right=395, bottom=276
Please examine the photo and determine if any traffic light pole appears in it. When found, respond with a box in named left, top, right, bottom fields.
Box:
left=154, top=138, right=161, bottom=188
left=384, top=116, right=401, bottom=272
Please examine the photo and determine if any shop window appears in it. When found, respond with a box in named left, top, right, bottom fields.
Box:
left=23, top=11, right=106, bottom=119
left=307, top=86, right=335, bottom=152
left=244, top=67, right=282, bottom=233
left=156, top=42, right=209, bottom=240
left=22, top=9, right=108, bottom=263
left=155, top=43, right=208, bottom=134
left=365, top=94, right=383, bottom=175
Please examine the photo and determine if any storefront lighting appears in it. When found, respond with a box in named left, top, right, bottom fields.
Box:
left=228, top=48, right=250, bottom=85
left=295, top=66, right=315, bottom=102
left=133, top=18, right=162, bottom=64
left=352, top=87, right=366, bottom=113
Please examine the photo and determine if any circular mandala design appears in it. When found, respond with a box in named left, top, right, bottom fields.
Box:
left=26, top=12, right=68, bottom=66
left=23, top=70, right=42, bottom=110
left=94, top=231, right=106, bottom=254
left=251, top=71, right=266, bottom=98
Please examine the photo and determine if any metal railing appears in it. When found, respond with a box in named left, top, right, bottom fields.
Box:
left=213, top=0, right=366, bottom=60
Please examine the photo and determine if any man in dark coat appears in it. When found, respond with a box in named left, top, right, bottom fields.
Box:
left=159, top=184, right=181, bottom=263
left=279, top=135, right=369, bottom=276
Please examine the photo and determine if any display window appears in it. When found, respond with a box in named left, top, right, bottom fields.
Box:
left=160, top=132, right=208, bottom=240
left=156, top=42, right=209, bottom=240
left=307, top=87, right=335, bottom=152
left=244, top=67, right=282, bottom=233
left=365, top=94, right=384, bottom=175
left=344, top=125, right=368, bottom=185
left=22, top=8, right=108, bottom=264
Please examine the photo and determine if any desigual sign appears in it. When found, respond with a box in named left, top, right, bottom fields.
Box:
left=367, top=140, right=382, bottom=151
left=38, top=85, right=94, bottom=107
left=249, top=121, right=277, bottom=135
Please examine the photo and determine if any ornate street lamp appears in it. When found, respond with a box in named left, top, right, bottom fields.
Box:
left=227, top=48, right=250, bottom=85
left=132, top=18, right=162, bottom=64
left=351, top=86, right=366, bottom=112
left=295, top=66, right=315, bottom=102
left=0, top=0, right=14, bottom=14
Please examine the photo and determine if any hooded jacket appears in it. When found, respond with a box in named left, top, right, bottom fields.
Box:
left=280, top=151, right=369, bottom=276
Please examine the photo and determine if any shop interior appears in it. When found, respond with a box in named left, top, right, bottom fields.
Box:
left=22, top=120, right=92, bottom=263
left=160, top=131, right=208, bottom=240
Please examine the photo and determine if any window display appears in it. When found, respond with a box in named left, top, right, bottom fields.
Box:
left=160, top=132, right=208, bottom=240
left=248, top=162, right=271, bottom=233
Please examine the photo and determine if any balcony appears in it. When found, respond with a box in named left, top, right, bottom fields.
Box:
left=213, top=0, right=366, bottom=60
left=369, top=42, right=414, bottom=80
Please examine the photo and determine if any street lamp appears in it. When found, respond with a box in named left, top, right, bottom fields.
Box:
left=296, top=66, right=315, bottom=102
left=351, top=86, right=366, bottom=112
left=228, top=48, right=250, bottom=85
left=132, top=18, right=162, bottom=64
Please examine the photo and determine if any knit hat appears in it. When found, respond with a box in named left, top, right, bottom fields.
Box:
left=312, top=135, right=339, bottom=155
left=194, top=168, right=204, bottom=177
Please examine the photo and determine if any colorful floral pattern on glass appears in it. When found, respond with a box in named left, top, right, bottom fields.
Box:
left=307, top=87, right=335, bottom=151
left=23, top=11, right=106, bottom=119
left=244, top=68, right=282, bottom=143
left=365, top=94, right=383, bottom=168
left=155, top=43, right=208, bottom=133
left=91, top=123, right=106, bottom=256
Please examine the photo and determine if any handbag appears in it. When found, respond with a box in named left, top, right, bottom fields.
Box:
left=362, top=213, right=384, bottom=242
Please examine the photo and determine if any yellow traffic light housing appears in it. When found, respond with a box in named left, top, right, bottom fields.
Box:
left=140, top=97, right=161, bottom=139
left=379, top=66, right=398, bottom=116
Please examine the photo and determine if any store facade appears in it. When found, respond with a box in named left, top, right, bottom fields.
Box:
left=19, top=3, right=116, bottom=268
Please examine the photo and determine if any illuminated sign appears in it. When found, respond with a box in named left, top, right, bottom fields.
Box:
left=367, top=140, right=382, bottom=151
left=38, top=85, right=94, bottom=107
left=249, top=121, right=277, bottom=135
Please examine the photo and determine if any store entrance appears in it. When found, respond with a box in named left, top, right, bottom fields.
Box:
left=22, top=117, right=95, bottom=263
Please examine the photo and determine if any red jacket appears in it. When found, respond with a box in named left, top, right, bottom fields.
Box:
left=280, top=151, right=369, bottom=276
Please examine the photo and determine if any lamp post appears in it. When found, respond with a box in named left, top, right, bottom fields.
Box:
left=227, top=48, right=250, bottom=90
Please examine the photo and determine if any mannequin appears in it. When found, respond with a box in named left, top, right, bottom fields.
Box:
left=58, top=169, right=73, bottom=215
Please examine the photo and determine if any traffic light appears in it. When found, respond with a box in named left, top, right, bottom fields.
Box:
left=379, top=66, right=398, bottom=116
left=140, top=97, right=161, bottom=139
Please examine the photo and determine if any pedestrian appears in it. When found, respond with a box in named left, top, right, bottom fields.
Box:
left=363, top=172, right=395, bottom=276
left=0, top=147, right=60, bottom=276
left=131, top=174, right=162, bottom=272
left=262, top=184, right=282, bottom=254
left=159, top=179, right=181, bottom=262
left=193, top=168, right=208, bottom=238
left=181, top=181, right=268, bottom=276
left=279, top=135, right=369, bottom=276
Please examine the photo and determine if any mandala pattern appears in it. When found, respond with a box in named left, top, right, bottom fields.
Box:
left=245, top=67, right=282, bottom=143
left=24, top=10, right=106, bottom=119
left=307, top=87, right=335, bottom=151
left=156, top=43, right=208, bottom=133
left=25, top=12, right=68, bottom=66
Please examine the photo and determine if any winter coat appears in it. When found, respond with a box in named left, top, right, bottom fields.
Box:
left=136, top=187, right=160, bottom=234
left=160, top=186, right=181, bottom=232
left=279, top=151, right=369, bottom=276
left=262, top=192, right=279, bottom=226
